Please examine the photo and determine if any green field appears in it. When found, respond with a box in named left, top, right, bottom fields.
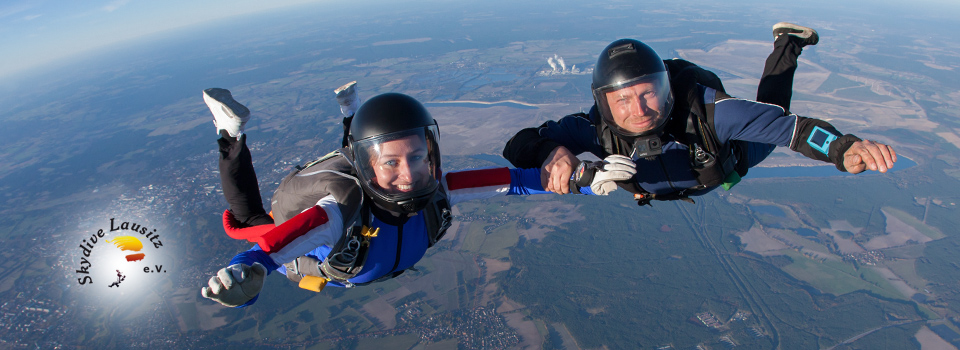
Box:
left=357, top=333, right=420, bottom=350
left=780, top=250, right=902, bottom=300
left=881, top=244, right=927, bottom=259
left=457, top=200, right=528, bottom=259
left=175, top=303, right=200, bottom=331
left=816, top=73, right=862, bottom=93
left=883, top=206, right=946, bottom=240
left=833, top=86, right=895, bottom=103
left=422, top=338, right=459, bottom=350
left=478, top=224, right=519, bottom=259
left=834, top=323, right=925, bottom=350
left=793, top=91, right=850, bottom=105
left=305, top=341, right=336, bottom=350
left=459, top=223, right=487, bottom=254
left=883, top=259, right=926, bottom=292
left=0, top=267, right=23, bottom=293
left=254, top=294, right=335, bottom=342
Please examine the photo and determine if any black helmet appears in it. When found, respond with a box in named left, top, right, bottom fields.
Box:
left=347, top=93, right=441, bottom=214
left=592, top=39, right=674, bottom=138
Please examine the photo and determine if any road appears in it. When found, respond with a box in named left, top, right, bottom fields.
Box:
left=823, top=319, right=925, bottom=350
left=675, top=201, right=782, bottom=350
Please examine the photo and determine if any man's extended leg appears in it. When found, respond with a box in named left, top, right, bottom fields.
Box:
left=756, top=23, right=819, bottom=113
left=739, top=24, right=817, bottom=174
left=218, top=134, right=273, bottom=226
left=205, top=88, right=274, bottom=227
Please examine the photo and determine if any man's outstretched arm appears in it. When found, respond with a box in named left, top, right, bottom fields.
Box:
left=787, top=115, right=896, bottom=173
left=502, top=125, right=565, bottom=169
left=713, top=95, right=897, bottom=173
left=502, top=113, right=604, bottom=193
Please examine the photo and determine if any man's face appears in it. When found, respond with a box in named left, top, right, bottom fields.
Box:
left=370, top=135, right=432, bottom=194
left=604, top=81, right=664, bottom=134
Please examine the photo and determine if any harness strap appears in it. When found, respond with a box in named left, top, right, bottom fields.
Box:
left=293, top=189, right=453, bottom=290
left=634, top=192, right=697, bottom=207
left=317, top=200, right=371, bottom=288
left=423, top=188, right=452, bottom=247
left=627, top=67, right=740, bottom=206
left=297, top=150, right=342, bottom=171
left=341, top=115, right=354, bottom=148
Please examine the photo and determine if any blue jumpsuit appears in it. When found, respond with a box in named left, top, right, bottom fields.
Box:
left=227, top=167, right=568, bottom=306
left=534, top=86, right=796, bottom=197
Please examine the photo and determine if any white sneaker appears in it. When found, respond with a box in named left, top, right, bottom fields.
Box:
left=203, top=88, right=250, bottom=138
left=772, top=22, right=819, bottom=47
left=334, top=81, right=361, bottom=117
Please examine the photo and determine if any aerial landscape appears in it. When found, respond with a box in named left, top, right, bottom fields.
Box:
left=1, top=0, right=959, bottom=349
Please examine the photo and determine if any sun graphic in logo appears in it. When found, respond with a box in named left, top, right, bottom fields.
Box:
left=106, top=236, right=146, bottom=262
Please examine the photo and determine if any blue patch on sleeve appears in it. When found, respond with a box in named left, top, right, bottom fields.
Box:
left=807, top=126, right=839, bottom=155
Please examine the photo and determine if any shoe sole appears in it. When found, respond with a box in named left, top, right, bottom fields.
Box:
left=772, top=22, right=819, bottom=46
left=203, top=88, right=250, bottom=119
left=335, top=81, right=357, bottom=95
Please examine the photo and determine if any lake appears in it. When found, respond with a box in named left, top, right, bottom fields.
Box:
left=748, top=157, right=917, bottom=179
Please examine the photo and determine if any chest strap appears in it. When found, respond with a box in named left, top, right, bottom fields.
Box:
left=283, top=188, right=453, bottom=291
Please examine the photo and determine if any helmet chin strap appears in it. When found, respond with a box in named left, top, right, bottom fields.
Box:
left=370, top=199, right=416, bottom=220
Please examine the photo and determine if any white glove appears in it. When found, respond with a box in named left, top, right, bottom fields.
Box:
left=201, top=262, right=267, bottom=307
left=590, top=155, right=637, bottom=195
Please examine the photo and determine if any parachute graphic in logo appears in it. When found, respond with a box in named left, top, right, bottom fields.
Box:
left=106, top=236, right=146, bottom=262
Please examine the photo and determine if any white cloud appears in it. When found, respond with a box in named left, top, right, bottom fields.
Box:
left=0, top=2, right=35, bottom=19
left=102, top=0, right=130, bottom=12
left=23, top=14, right=41, bottom=20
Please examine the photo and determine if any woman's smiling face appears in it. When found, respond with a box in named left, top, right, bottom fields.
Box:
left=369, top=134, right=431, bottom=194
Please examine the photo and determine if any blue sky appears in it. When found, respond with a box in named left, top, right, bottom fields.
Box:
left=0, top=0, right=323, bottom=79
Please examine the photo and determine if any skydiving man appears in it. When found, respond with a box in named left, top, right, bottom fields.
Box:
left=199, top=85, right=636, bottom=307
left=502, top=23, right=898, bottom=205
